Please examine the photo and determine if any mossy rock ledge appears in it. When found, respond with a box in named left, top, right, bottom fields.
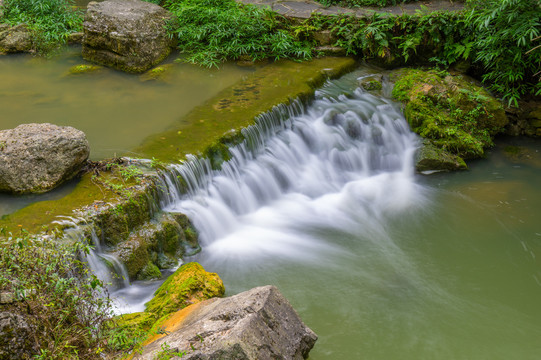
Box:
left=390, top=68, right=508, bottom=172
left=114, top=262, right=225, bottom=338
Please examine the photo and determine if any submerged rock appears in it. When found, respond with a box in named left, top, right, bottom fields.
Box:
left=139, top=64, right=174, bottom=82
left=359, top=75, right=383, bottom=91
left=391, top=68, right=508, bottom=171
left=0, top=24, right=32, bottom=53
left=0, top=123, right=89, bottom=194
left=68, top=64, right=102, bottom=75
left=416, top=139, right=467, bottom=172
left=82, top=0, right=175, bottom=73
left=134, top=285, right=317, bottom=360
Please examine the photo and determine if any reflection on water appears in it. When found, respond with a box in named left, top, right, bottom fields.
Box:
left=0, top=48, right=251, bottom=160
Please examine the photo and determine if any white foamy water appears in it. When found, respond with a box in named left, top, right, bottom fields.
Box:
left=165, top=83, right=428, bottom=270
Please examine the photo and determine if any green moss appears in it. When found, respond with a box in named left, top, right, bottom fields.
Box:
left=135, top=57, right=356, bottom=163
left=68, top=64, right=102, bottom=75
left=139, top=261, right=162, bottom=280
left=122, top=239, right=151, bottom=280
left=360, top=79, right=382, bottom=91
left=145, top=262, right=225, bottom=320
left=391, top=68, right=508, bottom=160
left=140, top=64, right=174, bottom=82
left=0, top=174, right=119, bottom=234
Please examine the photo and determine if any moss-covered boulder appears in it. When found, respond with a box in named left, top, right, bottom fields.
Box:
left=112, top=212, right=198, bottom=281
left=114, top=262, right=224, bottom=338
left=359, top=75, right=383, bottom=92
left=391, top=68, right=508, bottom=171
left=145, top=262, right=224, bottom=320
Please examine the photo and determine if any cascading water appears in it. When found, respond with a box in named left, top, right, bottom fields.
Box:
left=55, top=216, right=130, bottom=289
left=101, top=70, right=541, bottom=358
left=165, top=75, right=427, bottom=269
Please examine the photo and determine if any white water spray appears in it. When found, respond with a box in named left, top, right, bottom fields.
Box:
left=164, top=80, right=426, bottom=269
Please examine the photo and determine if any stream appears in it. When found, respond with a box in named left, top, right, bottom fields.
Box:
left=2, top=52, right=541, bottom=358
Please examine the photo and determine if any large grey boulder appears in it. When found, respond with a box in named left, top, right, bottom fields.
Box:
left=135, top=285, right=318, bottom=360
left=0, top=123, right=90, bottom=194
left=0, top=24, right=32, bottom=53
left=82, top=0, right=175, bottom=73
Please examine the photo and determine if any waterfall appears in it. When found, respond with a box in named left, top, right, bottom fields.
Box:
left=162, top=77, right=424, bottom=269
left=65, top=71, right=425, bottom=312
left=55, top=216, right=130, bottom=288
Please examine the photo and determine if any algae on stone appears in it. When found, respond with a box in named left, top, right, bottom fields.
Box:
left=68, top=64, right=102, bottom=75
left=135, top=57, right=356, bottom=163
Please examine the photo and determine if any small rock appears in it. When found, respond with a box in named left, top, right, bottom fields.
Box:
left=315, top=45, right=347, bottom=56
left=139, top=64, right=174, bottom=82
left=416, top=140, right=467, bottom=173
left=0, top=291, right=14, bottom=304
left=359, top=75, right=383, bottom=91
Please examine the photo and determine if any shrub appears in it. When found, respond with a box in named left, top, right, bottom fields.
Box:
left=161, top=0, right=312, bottom=67
left=304, top=10, right=468, bottom=65
left=0, top=232, right=113, bottom=359
left=466, top=0, right=541, bottom=106
left=2, top=0, right=83, bottom=54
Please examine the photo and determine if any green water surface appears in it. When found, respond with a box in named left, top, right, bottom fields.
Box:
left=200, top=137, right=541, bottom=360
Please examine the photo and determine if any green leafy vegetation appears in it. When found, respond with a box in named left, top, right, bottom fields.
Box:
left=154, top=342, right=187, bottom=360
left=300, top=0, right=540, bottom=105
left=465, top=0, right=541, bottom=106
left=160, top=0, right=312, bottom=67
left=1, top=0, right=83, bottom=54
left=0, top=232, right=113, bottom=359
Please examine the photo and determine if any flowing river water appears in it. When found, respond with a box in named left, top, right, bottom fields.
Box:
left=2, top=52, right=541, bottom=358
left=159, top=72, right=541, bottom=359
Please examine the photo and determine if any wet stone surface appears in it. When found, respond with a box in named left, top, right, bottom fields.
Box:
left=237, top=0, right=464, bottom=18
